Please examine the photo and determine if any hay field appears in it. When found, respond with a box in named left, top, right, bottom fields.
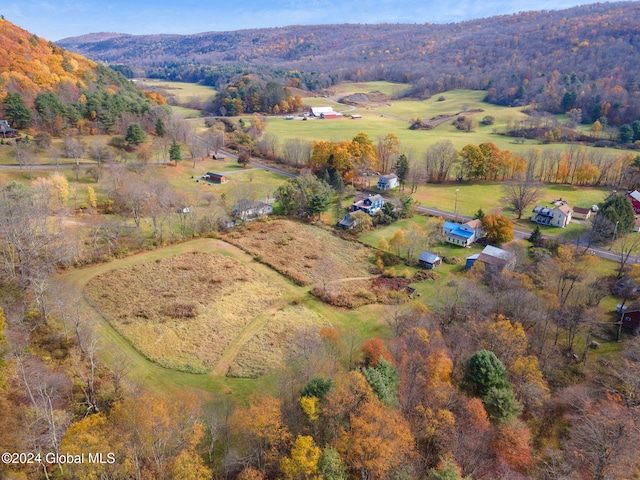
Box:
left=223, top=220, right=373, bottom=286
left=84, top=251, right=286, bottom=373
left=227, top=304, right=329, bottom=378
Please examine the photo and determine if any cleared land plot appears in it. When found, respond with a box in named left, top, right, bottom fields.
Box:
left=228, top=304, right=329, bottom=378
left=327, top=81, right=413, bottom=97
left=222, top=219, right=373, bottom=286
left=84, top=251, right=286, bottom=373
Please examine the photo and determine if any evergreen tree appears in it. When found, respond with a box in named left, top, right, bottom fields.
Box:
left=483, top=387, right=522, bottom=424
left=125, top=123, right=147, bottom=145
left=361, top=358, right=399, bottom=406
left=300, top=377, right=334, bottom=400
left=154, top=117, right=166, bottom=137
left=473, top=208, right=486, bottom=220
left=169, top=140, right=182, bottom=163
left=394, top=154, right=410, bottom=189
left=599, top=193, right=635, bottom=234
left=527, top=224, right=542, bottom=246
left=462, top=350, right=510, bottom=398
left=619, top=124, right=634, bottom=143
left=3, top=92, right=32, bottom=128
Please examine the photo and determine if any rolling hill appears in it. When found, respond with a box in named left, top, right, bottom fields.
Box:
left=56, top=2, right=640, bottom=124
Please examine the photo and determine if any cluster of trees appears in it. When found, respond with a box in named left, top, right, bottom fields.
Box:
left=204, top=76, right=303, bottom=116
left=2, top=67, right=158, bottom=137
left=423, top=140, right=634, bottom=187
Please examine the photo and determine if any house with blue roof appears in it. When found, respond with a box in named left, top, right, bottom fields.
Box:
left=442, top=219, right=483, bottom=247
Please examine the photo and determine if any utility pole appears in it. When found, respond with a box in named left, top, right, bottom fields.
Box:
left=454, top=188, right=459, bottom=222
left=609, top=220, right=619, bottom=251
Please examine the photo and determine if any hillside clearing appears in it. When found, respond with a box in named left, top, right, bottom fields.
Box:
left=84, top=251, right=286, bottom=373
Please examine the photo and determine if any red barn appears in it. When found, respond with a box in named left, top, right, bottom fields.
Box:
left=628, top=190, right=640, bottom=214
left=202, top=172, right=227, bottom=183
left=619, top=303, right=640, bottom=335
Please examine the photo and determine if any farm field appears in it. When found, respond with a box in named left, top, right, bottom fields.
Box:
left=266, top=86, right=614, bottom=156
left=84, top=251, right=292, bottom=373
left=136, top=79, right=217, bottom=103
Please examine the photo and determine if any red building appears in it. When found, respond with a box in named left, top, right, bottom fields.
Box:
left=628, top=190, right=640, bottom=214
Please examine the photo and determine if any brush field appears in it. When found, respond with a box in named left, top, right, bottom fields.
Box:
left=84, top=251, right=288, bottom=373
left=223, top=220, right=373, bottom=286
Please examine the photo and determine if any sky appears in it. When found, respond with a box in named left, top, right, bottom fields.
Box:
left=3, top=0, right=595, bottom=41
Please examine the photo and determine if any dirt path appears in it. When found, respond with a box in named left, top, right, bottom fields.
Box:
left=210, top=300, right=289, bottom=376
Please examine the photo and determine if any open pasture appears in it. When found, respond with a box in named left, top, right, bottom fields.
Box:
left=327, top=81, right=413, bottom=97
left=136, top=79, right=217, bottom=103
left=227, top=304, right=329, bottom=378
left=267, top=87, right=601, bottom=156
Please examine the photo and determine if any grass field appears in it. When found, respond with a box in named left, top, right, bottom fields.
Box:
left=227, top=304, right=329, bottom=378
left=266, top=88, right=607, bottom=157
left=136, top=79, right=217, bottom=103
left=56, top=233, right=393, bottom=397
left=412, top=182, right=610, bottom=219
left=327, top=81, right=413, bottom=97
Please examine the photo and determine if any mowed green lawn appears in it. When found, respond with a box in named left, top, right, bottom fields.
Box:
left=412, top=182, right=610, bottom=218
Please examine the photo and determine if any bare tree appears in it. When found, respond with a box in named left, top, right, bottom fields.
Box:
left=502, top=175, right=544, bottom=219
left=424, top=140, right=456, bottom=183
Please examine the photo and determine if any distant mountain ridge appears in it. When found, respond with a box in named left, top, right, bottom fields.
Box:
left=56, top=2, right=640, bottom=124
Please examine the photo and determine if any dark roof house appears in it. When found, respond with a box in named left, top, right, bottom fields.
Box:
left=418, top=251, right=442, bottom=269
left=468, top=245, right=516, bottom=273
left=0, top=120, right=18, bottom=138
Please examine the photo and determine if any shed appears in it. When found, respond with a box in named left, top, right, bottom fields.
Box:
left=465, top=253, right=480, bottom=269
left=418, top=251, right=442, bottom=269
left=572, top=206, right=592, bottom=220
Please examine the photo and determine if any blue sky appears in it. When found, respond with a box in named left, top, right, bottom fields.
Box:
left=4, top=0, right=593, bottom=41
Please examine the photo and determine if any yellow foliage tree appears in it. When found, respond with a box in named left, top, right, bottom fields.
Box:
left=169, top=423, right=213, bottom=480
left=231, top=395, right=291, bottom=471
left=280, top=435, right=321, bottom=480
left=509, top=355, right=550, bottom=409
left=300, top=396, right=321, bottom=422
left=480, top=316, right=528, bottom=367
left=50, top=172, right=70, bottom=206
left=86, top=186, right=97, bottom=209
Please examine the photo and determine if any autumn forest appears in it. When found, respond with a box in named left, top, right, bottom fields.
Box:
left=1, top=2, right=640, bottom=480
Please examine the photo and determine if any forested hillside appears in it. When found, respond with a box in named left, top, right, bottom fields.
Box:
left=57, top=2, right=640, bottom=124
left=0, top=18, right=160, bottom=135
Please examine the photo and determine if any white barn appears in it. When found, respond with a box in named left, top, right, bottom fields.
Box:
left=310, top=106, right=335, bottom=117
